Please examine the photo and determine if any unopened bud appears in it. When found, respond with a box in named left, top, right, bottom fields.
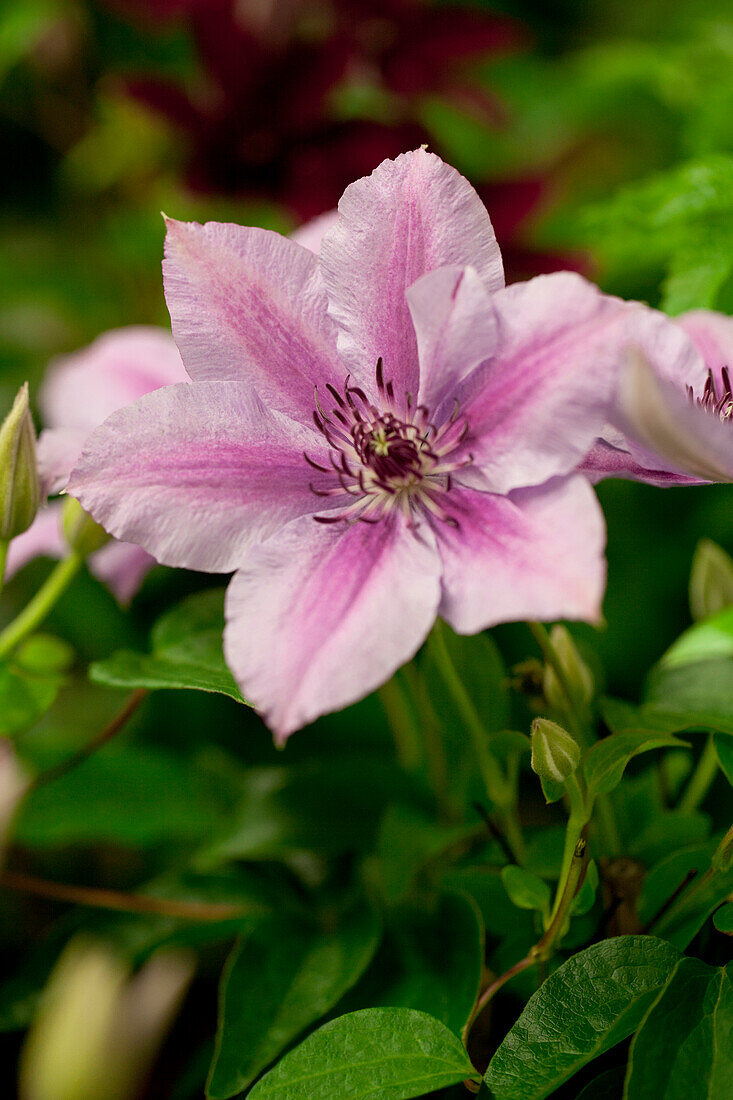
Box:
left=689, top=539, right=733, bottom=621
left=531, top=717, right=581, bottom=803
left=0, top=384, right=40, bottom=540
left=19, top=938, right=193, bottom=1100
left=543, top=625, right=594, bottom=713
left=62, top=496, right=110, bottom=558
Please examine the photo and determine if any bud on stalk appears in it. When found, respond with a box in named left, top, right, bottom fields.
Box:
left=531, top=716, right=581, bottom=803
left=0, top=384, right=40, bottom=541
left=543, top=625, right=594, bottom=714
left=62, top=497, right=111, bottom=558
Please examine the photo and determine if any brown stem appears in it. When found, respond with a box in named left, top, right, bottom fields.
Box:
left=462, top=834, right=589, bottom=1048
left=31, top=689, right=148, bottom=790
left=0, top=869, right=261, bottom=922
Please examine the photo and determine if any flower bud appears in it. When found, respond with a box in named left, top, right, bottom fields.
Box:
left=531, top=717, right=581, bottom=803
left=62, top=496, right=110, bottom=558
left=689, top=539, right=733, bottom=621
left=0, top=384, right=40, bottom=541
left=543, top=625, right=594, bottom=713
left=19, top=938, right=193, bottom=1100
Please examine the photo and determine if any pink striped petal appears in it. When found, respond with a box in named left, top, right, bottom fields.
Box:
left=89, top=542, right=157, bottom=604
left=319, top=148, right=504, bottom=402
left=224, top=514, right=442, bottom=741
left=289, top=210, right=338, bottom=254
left=163, top=218, right=342, bottom=420
left=36, top=428, right=87, bottom=496
left=40, top=327, right=188, bottom=431
left=68, top=382, right=338, bottom=573
left=678, top=310, right=733, bottom=389
left=456, top=273, right=700, bottom=494
left=407, top=266, right=498, bottom=414
left=4, top=504, right=65, bottom=580
left=435, top=477, right=606, bottom=634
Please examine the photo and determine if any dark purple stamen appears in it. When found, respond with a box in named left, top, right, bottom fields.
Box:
left=306, top=357, right=472, bottom=527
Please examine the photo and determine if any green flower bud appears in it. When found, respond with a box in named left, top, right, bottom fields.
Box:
left=19, top=938, right=193, bottom=1100
left=62, top=496, right=110, bottom=558
left=689, top=539, right=733, bottom=622
left=531, top=717, right=581, bottom=803
left=0, top=384, right=40, bottom=541
left=543, top=625, right=594, bottom=713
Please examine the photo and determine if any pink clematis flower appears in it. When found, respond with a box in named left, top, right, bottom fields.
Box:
left=68, top=150, right=690, bottom=740
left=7, top=328, right=188, bottom=602
left=583, top=309, right=733, bottom=486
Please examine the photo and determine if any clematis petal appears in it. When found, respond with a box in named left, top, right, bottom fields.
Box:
left=435, top=477, right=606, bottom=634
left=163, top=218, right=342, bottom=420
left=615, top=350, right=733, bottom=483
left=4, top=504, right=65, bottom=580
left=36, top=428, right=88, bottom=496
left=40, top=327, right=188, bottom=432
left=456, top=273, right=701, bottom=494
left=224, top=514, right=442, bottom=741
left=319, top=147, right=504, bottom=401
left=406, top=265, right=498, bottom=414
left=289, top=210, right=338, bottom=254
left=68, top=382, right=339, bottom=573
left=89, top=542, right=157, bottom=605
left=580, top=440, right=699, bottom=487
left=678, top=309, right=733, bottom=397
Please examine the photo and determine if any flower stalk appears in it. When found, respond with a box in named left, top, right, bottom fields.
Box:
left=427, top=621, right=525, bottom=862
left=0, top=552, right=83, bottom=660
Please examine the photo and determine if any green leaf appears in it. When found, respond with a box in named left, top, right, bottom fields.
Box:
left=14, top=743, right=231, bottom=847
left=90, top=590, right=247, bottom=703
left=625, top=959, right=733, bottom=1099
left=639, top=833, right=733, bottom=948
left=200, top=757, right=408, bottom=862
left=643, top=608, right=733, bottom=733
left=713, top=903, right=733, bottom=933
left=689, top=539, right=733, bottom=622
left=247, top=1008, right=479, bottom=1099
left=0, top=659, right=66, bottom=737
left=500, top=865, right=551, bottom=917
left=583, top=729, right=687, bottom=797
left=375, top=804, right=477, bottom=903
left=341, top=893, right=484, bottom=1039
left=484, top=936, right=681, bottom=1100
left=576, top=1067, right=626, bottom=1100
left=714, top=732, right=733, bottom=784
left=207, top=902, right=381, bottom=1098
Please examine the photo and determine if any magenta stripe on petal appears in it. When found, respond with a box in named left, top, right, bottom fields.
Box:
left=68, top=382, right=341, bottom=574
left=224, top=512, right=442, bottom=741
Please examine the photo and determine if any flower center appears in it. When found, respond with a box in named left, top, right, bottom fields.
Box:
left=688, top=367, right=733, bottom=423
left=305, top=357, right=472, bottom=526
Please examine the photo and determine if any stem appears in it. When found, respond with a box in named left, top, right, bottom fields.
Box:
left=379, top=671, right=421, bottom=771
left=428, top=622, right=525, bottom=861
left=0, top=552, right=83, bottom=659
left=549, top=774, right=587, bottom=925
left=463, top=835, right=588, bottom=1045
left=31, top=690, right=148, bottom=790
left=0, top=869, right=261, bottom=921
left=528, top=621, right=621, bottom=857
left=678, top=735, right=719, bottom=814
left=0, top=540, right=8, bottom=597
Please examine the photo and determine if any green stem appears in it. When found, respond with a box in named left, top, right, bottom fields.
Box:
left=427, top=621, right=525, bottom=861
left=0, top=552, right=82, bottom=660
left=0, top=540, right=7, bottom=598
left=379, top=671, right=422, bottom=772
left=528, top=620, right=621, bottom=857
left=678, top=735, right=719, bottom=814
left=549, top=773, right=588, bottom=925
left=464, top=834, right=588, bottom=1044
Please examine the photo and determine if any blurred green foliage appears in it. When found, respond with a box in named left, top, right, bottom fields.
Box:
left=2, top=1, right=733, bottom=1097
